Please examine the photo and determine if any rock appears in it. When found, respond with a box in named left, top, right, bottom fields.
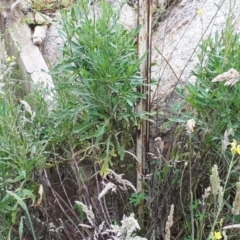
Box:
left=153, top=0, right=166, bottom=9
left=10, top=0, right=32, bottom=12
left=41, top=22, right=63, bottom=67
left=0, top=21, right=55, bottom=108
left=32, top=25, right=48, bottom=45
left=92, top=0, right=137, bottom=30
left=34, top=12, right=51, bottom=25
left=118, top=3, right=137, bottom=30
left=22, top=12, right=35, bottom=24
left=151, top=0, right=240, bottom=104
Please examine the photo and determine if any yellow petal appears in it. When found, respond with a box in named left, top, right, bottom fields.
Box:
left=214, top=231, right=222, bottom=239
left=231, top=139, right=238, bottom=155
left=237, top=145, right=240, bottom=155
left=231, top=146, right=237, bottom=154
left=6, top=56, right=16, bottom=63
left=231, top=139, right=237, bottom=148
left=197, top=9, right=203, bottom=15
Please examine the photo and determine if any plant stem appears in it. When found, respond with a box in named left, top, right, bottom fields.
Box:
left=189, top=134, right=195, bottom=239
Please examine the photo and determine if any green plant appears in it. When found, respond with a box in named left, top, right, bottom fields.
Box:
left=0, top=43, right=50, bottom=239
left=176, top=15, right=240, bottom=147
left=184, top=139, right=240, bottom=240
left=0, top=1, right=154, bottom=238
left=167, top=6, right=240, bottom=239
left=52, top=0, right=152, bottom=177
left=129, top=192, right=147, bottom=207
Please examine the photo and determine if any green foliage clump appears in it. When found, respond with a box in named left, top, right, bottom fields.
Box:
left=168, top=16, right=240, bottom=240
left=0, top=53, right=48, bottom=239
left=178, top=18, right=240, bottom=148
left=1, top=1, right=152, bottom=238
left=0, top=0, right=154, bottom=239
left=52, top=0, right=151, bottom=177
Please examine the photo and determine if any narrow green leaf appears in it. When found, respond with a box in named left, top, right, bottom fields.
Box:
left=168, top=117, right=186, bottom=123
left=7, top=191, right=37, bottom=240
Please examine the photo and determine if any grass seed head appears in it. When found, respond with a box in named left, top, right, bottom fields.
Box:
left=232, top=182, right=240, bottom=216
left=210, top=165, right=221, bottom=196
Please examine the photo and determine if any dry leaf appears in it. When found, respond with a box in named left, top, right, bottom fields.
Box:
left=222, top=128, right=233, bottom=151
left=222, top=224, right=240, bottom=230
left=98, top=182, right=117, bottom=200
left=109, top=169, right=136, bottom=192
left=212, top=68, right=240, bottom=86
left=154, top=137, right=164, bottom=153
left=186, top=119, right=196, bottom=134
left=31, top=184, right=43, bottom=207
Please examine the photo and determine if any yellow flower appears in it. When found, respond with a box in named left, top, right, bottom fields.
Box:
left=6, top=56, right=16, bottom=63
left=237, top=145, right=240, bottom=155
left=213, top=231, right=222, bottom=240
left=197, top=9, right=203, bottom=15
left=231, top=139, right=238, bottom=155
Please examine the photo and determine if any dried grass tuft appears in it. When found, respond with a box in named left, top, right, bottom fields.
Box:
left=211, top=68, right=240, bottom=86
left=164, top=204, right=174, bottom=240
left=210, top=165, right=221, bottom=196
left=232, top=182, right=240, bottom=215
left=75, top=201, right=95, bottom=227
